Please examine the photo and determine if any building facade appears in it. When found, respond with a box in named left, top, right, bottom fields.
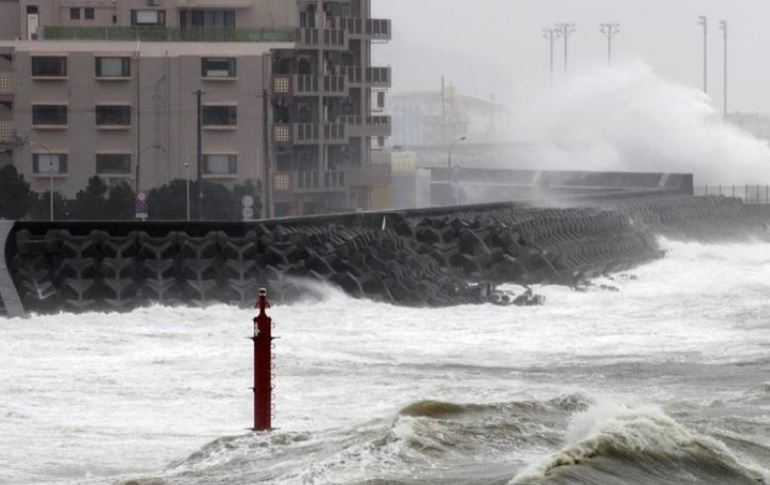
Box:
left=0, top=0, right=391, bottom=217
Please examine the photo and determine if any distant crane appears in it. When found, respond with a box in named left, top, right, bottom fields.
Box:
left=599, top=23, right=620, bottom=66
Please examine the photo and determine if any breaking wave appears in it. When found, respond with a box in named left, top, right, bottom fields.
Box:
left=511, top=401, right=770, bottom=485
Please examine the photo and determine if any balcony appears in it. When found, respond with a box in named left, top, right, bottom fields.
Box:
left=342, top=115, right=392, bottom=138
left=39, top=26, right=294, bottom=42
left=272, top=123, right=347, bottom=144
left=273, top=74, right=347, bottom=97
left=366, top=67, right=391, bottom=87
left=333, top=18, right=391, bottom=41
left=294, top=28, right=347, bottom=50
left=273, top=170, right=346, bottom=194
left=0, top=122, right=15, bottom=143
left=0, top=71, right=13, bottom=99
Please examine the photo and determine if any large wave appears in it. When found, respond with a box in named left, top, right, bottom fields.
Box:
left=511, top=400, right=770, bottom=485
left=512, top=62, right=770, bottom=185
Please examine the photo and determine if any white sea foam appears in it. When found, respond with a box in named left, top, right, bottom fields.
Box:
left=1, top=240, right=770, bottom=483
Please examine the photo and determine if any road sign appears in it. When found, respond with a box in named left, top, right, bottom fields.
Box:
left=242, top=207, right=255, bottom=221
left=135, top=192, right=148, bottom=220
left=242, top=195, right=254, bottom=208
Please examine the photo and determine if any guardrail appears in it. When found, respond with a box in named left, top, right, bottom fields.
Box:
left=695, top=185, right=770, bottom=204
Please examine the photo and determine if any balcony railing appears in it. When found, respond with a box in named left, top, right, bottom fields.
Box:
left=0, top=71, right=13, bottom=95
left=273, top=123, right=347, bottom=144
left=0, top=121, right=16, bottom=143
left=341, top=115, right=391, bottom=138
left=273, top=170, right=346, bottom=194
left=332, top=18, right=391, bottom=40
left=294, top=28, right=347, bottom=49
left=40, top=26, right=294, bottom=42
left=366, top=67, right=391, bottom=87
left=273, top=74, right=346, bottom=96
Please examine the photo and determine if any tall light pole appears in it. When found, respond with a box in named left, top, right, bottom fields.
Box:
left=720, top=20, right=728, bottom=117
left=448, top=136, right=466, bottom=205
left=28, top=140, right=54, bottom=221
left=183, top=161, right=191, bottom=221
left=543, top=27, right=561, bottom=90
left=698, top=16, right=708, bottom=93
left=599, top=22, right=620, bottom=66
left=556, top=22, right=576, bottom=81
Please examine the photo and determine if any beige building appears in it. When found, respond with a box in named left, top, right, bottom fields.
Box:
left=0, top=0, right=391, bottom=217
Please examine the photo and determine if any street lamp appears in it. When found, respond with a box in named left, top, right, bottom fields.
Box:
left=28, top=140, right=54, bottom=221
left=183, top=161, right=191, bottom=221
left=448, top=136, right=466, bottom=205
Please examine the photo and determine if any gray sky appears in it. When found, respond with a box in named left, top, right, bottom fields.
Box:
left=373, top=0, right=770, bottom=113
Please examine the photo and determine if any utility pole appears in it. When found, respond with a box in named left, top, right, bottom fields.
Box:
left=543, top=27, right=561, bottom=90
left=698, top=16, right=708, bottom=93
left=599, top=22, right=620, bottom=66
left=720, top=20, right=728, bottom=118
left=194, top=89, right=204, bottom=221
left=556, top=23, right=576, bottom=81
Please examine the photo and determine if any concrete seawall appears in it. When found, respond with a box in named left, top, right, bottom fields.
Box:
left=1, top=194, right=768, bottom=316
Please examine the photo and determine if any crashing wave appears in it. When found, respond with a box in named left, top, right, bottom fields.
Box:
left=511, top=401, right=769, bottom=484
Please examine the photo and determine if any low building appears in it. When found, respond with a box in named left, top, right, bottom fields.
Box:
left=0, top=0, right=391, bottom=217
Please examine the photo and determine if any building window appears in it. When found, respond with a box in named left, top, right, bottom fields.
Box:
left=84, top=8, right=95, bottom=20
left=70, top=8, right=80, bottom=20
left=131, top=10, right=165, bottom=26
left=203, top=154, right=237, bottom=175
left=96, top=154, right=131, bottom=174
left=96, top=105, right=132, bottom=127
left=31, top=56, right=67, bottom=78
left=33, top=153, right=68, bottom=174
left=95, top=57, right=131, bottom=78
left=32, top=105, right=67, bottom=126
left=201, top=58, right=237, bottom=78
left=202, top=105, right=237, bottom=127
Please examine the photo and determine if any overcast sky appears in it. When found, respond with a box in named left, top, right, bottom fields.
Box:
left=372, top=0, right=770, bottom=113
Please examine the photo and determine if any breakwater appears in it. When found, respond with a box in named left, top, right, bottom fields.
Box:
left=2, top=194, right=768, bottom=317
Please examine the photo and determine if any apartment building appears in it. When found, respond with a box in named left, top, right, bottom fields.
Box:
left=0, top=0, right=391, bottom=217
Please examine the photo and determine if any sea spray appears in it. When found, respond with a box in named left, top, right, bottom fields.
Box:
left=511, top=62, right=770, bottom=185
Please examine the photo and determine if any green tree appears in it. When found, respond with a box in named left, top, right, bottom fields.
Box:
left=105, top=181, right=136, bottom=220
left=30, top=191, right=69, bottom=220
left=0, top=165, right=34, bottom=220
left=70, top=176, right=108, bottom=220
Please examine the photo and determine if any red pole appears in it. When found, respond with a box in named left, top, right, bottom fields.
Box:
left=252, top=288, right=272, bottom=432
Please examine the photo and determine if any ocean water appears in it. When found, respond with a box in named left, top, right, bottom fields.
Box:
left=1, top=239, right=770, bottom=484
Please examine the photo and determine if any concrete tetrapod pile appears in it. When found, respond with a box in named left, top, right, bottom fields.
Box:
left=4, top=195, right=769, bottom=314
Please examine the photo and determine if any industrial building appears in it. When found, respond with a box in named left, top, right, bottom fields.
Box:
left=0, top=0, right=391, bottom=217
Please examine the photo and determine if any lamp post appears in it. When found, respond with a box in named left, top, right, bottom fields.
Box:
left=720, top=20, right=728, bottom=118
left=698, top=16, right=708, bottom=93
left=29, top=140, right=54, bottom=221
left=183, top=161, right=191, bottom=221
left=448, top=136, right=466, bottom=205
left=599, top=22, right=620, bottom=66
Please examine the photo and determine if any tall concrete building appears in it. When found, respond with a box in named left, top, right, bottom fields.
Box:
left=0, top=0, right=391, bottom=217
